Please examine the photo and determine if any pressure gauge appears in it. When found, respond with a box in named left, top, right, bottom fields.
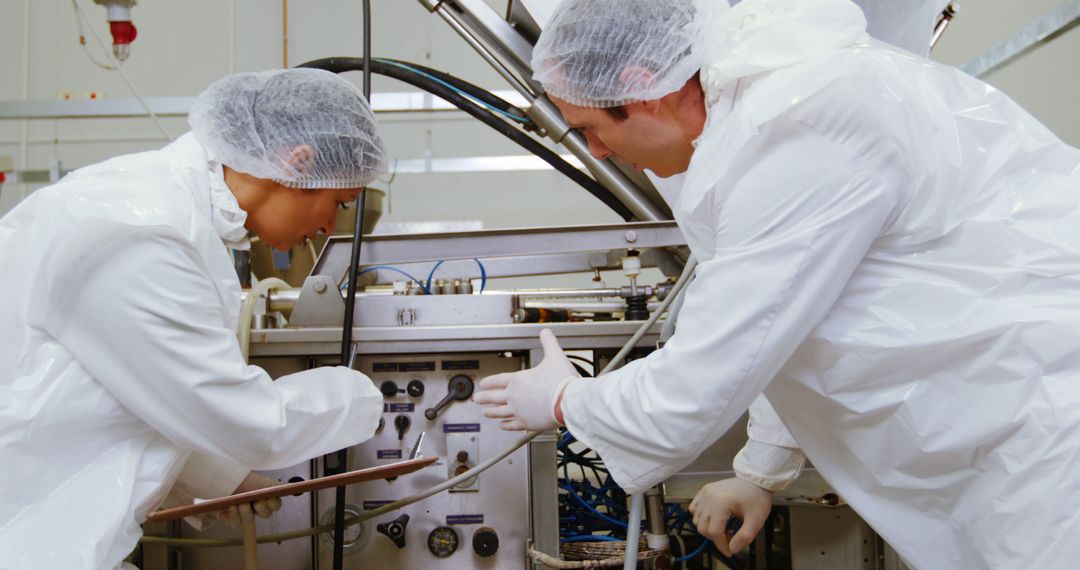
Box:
left=427, top=526, right=459, bottom=558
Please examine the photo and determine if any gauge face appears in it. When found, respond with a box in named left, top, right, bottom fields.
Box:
left=427, top=526, right=459, bottom=558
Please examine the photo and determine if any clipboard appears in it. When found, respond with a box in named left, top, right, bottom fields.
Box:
left=146, top=456, right=439, bottom=523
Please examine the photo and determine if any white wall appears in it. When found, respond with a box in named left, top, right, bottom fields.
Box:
left=1, top=0, right=1079, bottom=228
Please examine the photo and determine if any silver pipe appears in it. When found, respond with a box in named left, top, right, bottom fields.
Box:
left=522, top=300, right=661, bottom=312
left=510, top=288, right=623, bottom=298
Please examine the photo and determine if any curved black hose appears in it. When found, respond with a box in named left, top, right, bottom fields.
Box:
left=299, top=57, right=636, bottom=222
left=374, top=57, right=529, bottom=122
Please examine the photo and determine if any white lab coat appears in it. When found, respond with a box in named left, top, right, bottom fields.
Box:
left=0, top=133, right=383, bottom=569
left=561, top=7, right=1080, bottom=570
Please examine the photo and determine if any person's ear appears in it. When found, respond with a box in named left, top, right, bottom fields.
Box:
left=285, top=145, right=316, bottom=173
left=618, top=65, right=662, bottom=116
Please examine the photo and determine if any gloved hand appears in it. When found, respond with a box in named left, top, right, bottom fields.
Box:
left=218, top=471, right=284, bottom=527
left=473, top=329, right=580, bottom=431
left=688, top=477, right=772, bottom=556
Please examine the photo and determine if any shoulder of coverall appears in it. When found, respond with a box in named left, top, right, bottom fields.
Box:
left=30, top=139, right=215, bottom=318
left=688, top=42, right=922, bottom=212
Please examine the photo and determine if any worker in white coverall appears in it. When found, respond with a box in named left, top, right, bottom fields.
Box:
left=0, top=69, right=385, bottom=569
left=473, top=0, right=1080, bottom=568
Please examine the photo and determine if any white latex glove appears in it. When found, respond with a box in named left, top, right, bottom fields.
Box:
left=473, top=329, right=580, bottom=431
left=219, top=471, right=284, bottom=526
left=688, top=478, right=772, bottom=557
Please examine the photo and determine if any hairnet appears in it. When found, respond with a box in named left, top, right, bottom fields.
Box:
left=188, top=68, right=386, bottom=189
left=531, top=0, right=710, bottom=108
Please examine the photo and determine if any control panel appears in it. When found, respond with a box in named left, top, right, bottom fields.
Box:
left=316, top=352, right=530, bottom=569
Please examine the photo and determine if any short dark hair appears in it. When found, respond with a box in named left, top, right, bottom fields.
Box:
left=603, top=105, right=628, bottom=122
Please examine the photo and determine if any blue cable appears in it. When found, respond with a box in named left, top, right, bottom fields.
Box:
left=474, top=258, right=487, bottom=293
left=424, top=260, right=445, bottom=295
left=560, top=484, right=628, bottom=529
left=342, top=265, right=425, bottom=291
left=674, top=539, right=710, bottom=562
left=374, top=59, right=530, bottom=124
left=561, top=535, right=622, bottom=543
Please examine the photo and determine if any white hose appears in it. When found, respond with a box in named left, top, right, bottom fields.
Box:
left=624, top=493, right=644, bottom=570
left=237, top=277, right=291, bottom=362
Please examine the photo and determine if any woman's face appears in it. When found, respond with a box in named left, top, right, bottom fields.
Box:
left=224, top=167, right=362, bottom=251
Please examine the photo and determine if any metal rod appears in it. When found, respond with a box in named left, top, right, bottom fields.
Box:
left=961, top=0, right=1080, bottom=77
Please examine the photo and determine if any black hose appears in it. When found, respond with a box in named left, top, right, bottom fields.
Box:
left=331, top=4, right=373, bottom=568
left=298, top=57, right=636, bottom=222
left=374, top=57, right=530, bottom=122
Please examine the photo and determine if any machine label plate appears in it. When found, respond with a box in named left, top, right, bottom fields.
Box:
left=384, top=403, right=415, bottom=413
left=373, top=361, right=436, bottom=372
left=447, top=514, right=484, bottom=525
left=362, top=500, right=394, bottom=510
left=443, top=423, right=481, bottom=433
left=442, top=359, right=480, bottom=370
left=377, top=449, right=403, bottom=459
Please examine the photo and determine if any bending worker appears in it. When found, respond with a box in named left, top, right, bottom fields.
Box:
left=0, top=69, right=386, bottom=568
left=473, top=0, right=1080, bottom=568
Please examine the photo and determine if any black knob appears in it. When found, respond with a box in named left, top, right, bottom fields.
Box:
left=424, top=375, right=475, bottom=420
left=380, top=380, right=400, bottom=397
left=407, top=380, right=425, bottom=397
left=377, top=417, right=385, bottom=432
left=376, top=514, right=410, bottom=549
left=472, top=527, right=499, bottom=557
left=394, top=414, right=411, bottom=441
left=287, top=476, right=305, bottom=497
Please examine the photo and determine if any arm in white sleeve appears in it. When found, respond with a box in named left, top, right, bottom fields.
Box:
left=159, top=452, right=251, bottom=530
left=733, top=396, right=805, bottom=492
left=561, top=118, right=904, bottom=493
left=47, top=230, right=384, bottom=469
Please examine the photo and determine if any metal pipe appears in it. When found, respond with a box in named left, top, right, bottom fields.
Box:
left=522, top=300, right=661, bottom=313
left=931, top=3, right=960, bottom=50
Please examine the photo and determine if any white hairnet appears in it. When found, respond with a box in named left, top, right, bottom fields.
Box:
left=531, top=0, right=711, bottom=108
left=188, top=68, right=386, bottom=189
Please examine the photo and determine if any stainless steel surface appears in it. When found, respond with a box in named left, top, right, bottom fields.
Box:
left=789, top=506, right=877, bottom=570
left=288, top=275, right=346, bottom=327
left=353, top=293, right=515, bottom=327
left=247, top=321, right=664, bottom=357
left=961, top=0, right=1080, bottom=77
left=313, top=221, right=686, bottom=281
left=528, top=429, right=560, bottom=570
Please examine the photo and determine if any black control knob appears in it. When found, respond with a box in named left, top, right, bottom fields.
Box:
left=472, top=527, right=499, bottom=557
left=376, top=514, right=410, bottom=549
left=380, top=380, right=400, bottom=397
left=394, top=414, right=411, bottom=441
left=407, top=380, right=425, bottom=397
left=424, top=375, right=474, bottom=420
left=377, top=416, right=385, bottom=433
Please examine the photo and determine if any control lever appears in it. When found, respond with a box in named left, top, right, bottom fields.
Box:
left=424, top=375, right=474, bottom=420
left=376, top=514, right=410, bottom=549
left=394, top=414, right=411, bottom=441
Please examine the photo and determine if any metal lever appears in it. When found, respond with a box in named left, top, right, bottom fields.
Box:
left=424, top=375, right=474, bottom=420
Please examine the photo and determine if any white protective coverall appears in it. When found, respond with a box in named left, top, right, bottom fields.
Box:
left=0, top=133, right=383, bottom=569
left=559, top=1, right=1080, bottom=568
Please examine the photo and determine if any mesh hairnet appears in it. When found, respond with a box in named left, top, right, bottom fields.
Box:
left=531, top=0, right=710, bottom=108
left=188, top=68, right=386, bottom=189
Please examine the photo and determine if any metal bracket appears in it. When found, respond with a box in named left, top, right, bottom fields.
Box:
left=288, top=275, right=346, bottom=327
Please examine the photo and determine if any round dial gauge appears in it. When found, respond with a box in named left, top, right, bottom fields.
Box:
left=427, top=526, right=460, bottom=558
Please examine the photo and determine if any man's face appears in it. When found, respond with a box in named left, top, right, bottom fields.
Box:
left=246, top=185, right=362, bottom=252
left=551, top=96, right=693, bottom=178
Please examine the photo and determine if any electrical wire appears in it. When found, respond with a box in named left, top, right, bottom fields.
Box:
left=424, top=260, right=445, bottom=294
left=71, top=0, right=116, bottom=70
left=474, top=258, right=487, bottom=293
left=674, top=538, right=709, bottom=562
left=71, top=0, right=174, bottom=141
